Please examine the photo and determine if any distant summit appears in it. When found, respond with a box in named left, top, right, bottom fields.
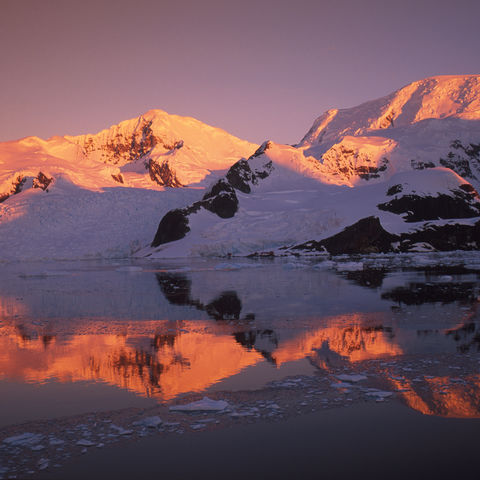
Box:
left=300, top=75, right=480, bottom=147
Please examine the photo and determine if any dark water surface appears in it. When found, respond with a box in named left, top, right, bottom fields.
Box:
left=36, top=402, right=480, bottom=480
left=1, top=256, right=480, bottom=426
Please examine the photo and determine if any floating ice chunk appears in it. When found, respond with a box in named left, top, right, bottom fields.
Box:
left=313, top=260, right=336, bottom=270
left=49, top=438, right=64, bottom=446
left=365, top=390, right=393, bottom=398
left=76, top=439, right=96, bottom=447
left=30, top=444, right=45, bottom=451
left=132, top=416, right=163, bottom=428
left=190, top=423, right=206, bottom=430
left=3, top=432, right=43, bottom=447
left=336, top=374, right=367, bottom=383
left=335, top=262, right=364, bottom=272
left=170, top=397, right=229, bottom=412
left=110, top=424, right=133, bottom=435
left=331, top=382, right=352, bottom=389
left=37, top=458, right=49, bottom=470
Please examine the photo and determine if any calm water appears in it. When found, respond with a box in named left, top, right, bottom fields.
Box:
left=1, top=257, right=480, bottom=426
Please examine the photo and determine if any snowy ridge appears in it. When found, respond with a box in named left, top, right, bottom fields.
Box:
left=0, top=111, right=256, bottom=261
left=2, top=75, right=480, bottom=260
left=146, top=75, right=480, bottom=258
left=300, top=75, right=480, bottom=147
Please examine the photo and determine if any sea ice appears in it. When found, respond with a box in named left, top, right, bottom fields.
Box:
left=3, top=432, right=43, bottom=447
left=169, top=397, right=229, bottom=412
left=336, top=374, right=367, bottom=383
left=132, top=416, right=163, bottom=428
left=335, top=262, right=364, bottom=272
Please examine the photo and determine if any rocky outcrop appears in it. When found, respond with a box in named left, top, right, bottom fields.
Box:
left=79, top=119, right=164, bottom=165
left=398, top=222, right=480, bottom=251
left=377, top=185, right=480, bottom=222
left=151, top=142, right=274, bottom=247
left=291, top=215, right=480, bottom=255
left=293, top=217, right=399, bottom=255
left=0, top=172, right=53, bottom=203
left=148, top=159, right=182, bottom=187
left=32, top=172, right=53, bottom=191
left=152, top=209, right=192, bottom=247
left=439, top=140, right=480, bottom=180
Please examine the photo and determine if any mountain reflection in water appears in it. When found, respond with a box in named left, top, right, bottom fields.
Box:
left=0, top=261, right=480, bottom=418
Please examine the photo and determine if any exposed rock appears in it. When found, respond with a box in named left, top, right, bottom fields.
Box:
left=377, top=187, right=480, bottom=222
left=148, top=159, right=182, bottom=187
left=226, top=159, right=255, bottom=193
left=293, top=217, right=399, bottom=255
left=439, top=140, right=480, bottom=180
left=0, top=175, right=27, bottom=203
left=411, top=159, right=436, bottom=170
left=151, top=209, right=192, bottom=247
left=151, top=144, right=274, bottom=246
left=111, top=173, right=124, bottom=184
left=398, top=222, right=480, bottom=251
left=202, top=179, right=238, bottom=218
left=32, top=172, right=53, bottom=191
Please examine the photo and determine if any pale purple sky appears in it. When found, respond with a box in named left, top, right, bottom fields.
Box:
left=1, top=0, right=479, bottom=144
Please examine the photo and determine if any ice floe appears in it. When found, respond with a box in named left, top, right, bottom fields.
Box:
left=169, top=397, right=229, bottom=412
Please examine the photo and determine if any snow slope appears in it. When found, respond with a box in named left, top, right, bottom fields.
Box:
left=2, top=75, right=480, bottom=260
left=0, top=110, right=257, bottom=261
left=146, top=75, right=480, bottom=257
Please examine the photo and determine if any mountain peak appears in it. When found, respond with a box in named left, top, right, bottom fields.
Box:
left=300, top=74, right=480, bottom=147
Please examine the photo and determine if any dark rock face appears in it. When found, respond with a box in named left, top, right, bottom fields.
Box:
left=148, top=159, right=182, bottom=187
left=151, top=141, right=274, bottom=246
left=377, top=187, right=480, bottom=222
left=411, top=159, right=436, bottom=170
left=226, top=159, right=255, bottom=193
left=294, top=216, right=399, bottom=255
left=0, top=175, right=25, bottom=203
left=151, top=209, right=192, bottom=247
left=32, top=172, right=53, bottom=191
left=202, top=179, right=238, bottom=218
left=439, top=140, right=480, bottom=180
left=111, top=173, right=124, bottom=184
left=398, top=222, right=480, bottom=251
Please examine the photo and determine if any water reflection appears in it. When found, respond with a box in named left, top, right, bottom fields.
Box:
left=1, top=261, right=480, bottom=418
left=156, top=273, right=252, bottom=321
left=388, top=375, right=480, bottom=418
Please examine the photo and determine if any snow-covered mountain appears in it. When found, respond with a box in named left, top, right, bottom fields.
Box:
left=0, top=110, right=256, bottom=260
left=146, top=75, right=480, bottom=258
left=2, top=75, right=480, bottom=261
